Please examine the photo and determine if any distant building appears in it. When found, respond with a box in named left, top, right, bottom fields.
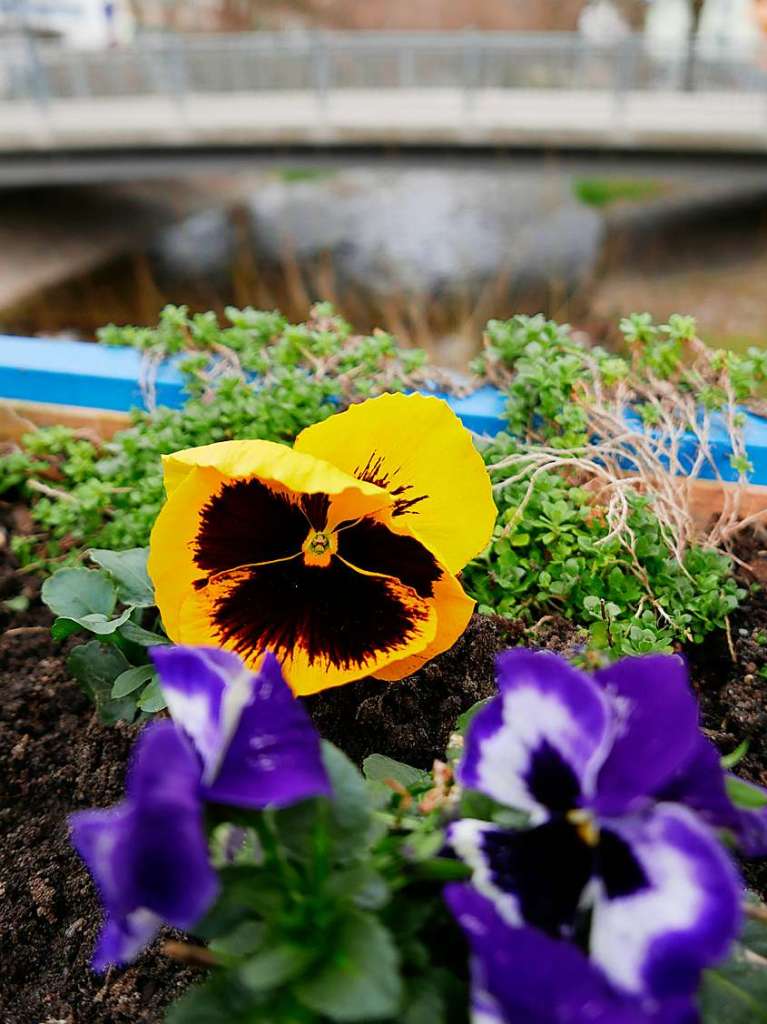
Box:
left=645, top=0, right=761, bottom=54
left=125, top=0, right=587, bottom=33
left=699, top=0, right=761, bottom=53
left=578, top=0, right=632, bottom=44
left=0, top=0, right=134, bottom=47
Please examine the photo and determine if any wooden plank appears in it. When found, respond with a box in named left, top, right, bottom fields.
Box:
left=686, top=477, right=767, bottom=530
left=0, top=398, right=130, bottom=442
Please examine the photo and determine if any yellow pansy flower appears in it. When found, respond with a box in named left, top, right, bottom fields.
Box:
left=148, top=393, right=496, bottom=696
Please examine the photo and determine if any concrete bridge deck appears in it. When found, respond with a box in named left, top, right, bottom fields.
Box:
left=2, top=88, right=767, bottom=156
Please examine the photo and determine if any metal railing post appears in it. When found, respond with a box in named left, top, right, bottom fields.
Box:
left=313, top=33, right=330, bottom=115
left=23, top=23, right=50, bottom=111
left=67, top=50, right=88, bottom=99
left=612, top=34, right=639, bottom=136
left=398, top=40, right=414, bottom=89
left=164, top=34, right=188, bottom=110
left=462, top=30, right=480, bottom=113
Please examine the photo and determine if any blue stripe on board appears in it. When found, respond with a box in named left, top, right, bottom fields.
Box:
left=2, top=334, right=767, bottom=485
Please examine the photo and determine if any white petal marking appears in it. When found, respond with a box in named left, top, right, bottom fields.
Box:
left=449, top=820, right=522, bottom=927
left=477, top=685, right=606, bottom=816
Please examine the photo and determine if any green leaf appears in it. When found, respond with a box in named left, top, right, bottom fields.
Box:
left=296, top=911, right=402, bottom=1021
left=118, top=620, right=170, bottom=646
left=402, top=972, right=451, bottom=1024
left=89, top=547, right=155, bottom=607
left=362, top=754, right=430, bottom=790
left=137, top=677, right=167, bottom=712
left=42, top=566, right=135, bottom=638
left=726, top=776, right=767, bottom=810
left=165, top=974, right=267, bottom=1024
left=740, top=911, right=767, bottom=959
left=409, top=856, right=471, bottom=881
left=326, top=865, right=390, bottom=911
left=111, top=664, right=155, bottom=698
left=195, top=866, right=285, bottom=941
left=42, top=567, right=116, bottom=619
left=67, top=640, right=137, bottom=724
left=455, top=697, right=493, bottom=735
left=700, top=956, right=767, bottom=1022
left=50, top=617, right=86, bottom=641
left=239, top=944, right=313, bottom=993
left=52, top=605, right=133, bottom=639
left=322, top=742, right=381, bottom=859
left=722, top=740, right=750, bottom=770
left=209, top=921, right=266, bottom=959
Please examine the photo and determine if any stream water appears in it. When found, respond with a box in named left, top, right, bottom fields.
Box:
left=3, top=153, right=767, bottom=365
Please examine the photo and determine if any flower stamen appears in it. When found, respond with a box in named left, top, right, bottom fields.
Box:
left=302, top=529, right=337, bottom=567
left=567, top=808, right=600, bottom=847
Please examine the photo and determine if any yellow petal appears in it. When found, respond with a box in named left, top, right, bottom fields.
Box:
left=294, top=393, right=496, bottom=574
left=162, top=438, right=391, bottom=522
left=372, top=569, right=475, bottom=681
left=148, top=464, right=222, bottom=641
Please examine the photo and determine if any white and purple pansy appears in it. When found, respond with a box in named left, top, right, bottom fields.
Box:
left=445, top=884, right=698, bottom=1024
left=448, top=650, right=750, bottom=1017
left=70, top=646, right=330, bottom=971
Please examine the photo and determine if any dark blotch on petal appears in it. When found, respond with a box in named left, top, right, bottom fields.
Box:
left=483, top=820, right=594, bottom=936
left=338, top=519, right=442, bottom=598
left=195, top=478, right=309, bottom=577
left=597, top=827, right=649, bottom=899
left=211, top=556, right=428, bottom=670
left=300, top=493, right=330, bottom=531
left=526, top=740, right=582, bottom=813
left=355, top=451, right=428, bottom=517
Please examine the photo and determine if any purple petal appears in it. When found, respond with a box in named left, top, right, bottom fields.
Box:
left=594, top=656, right=700, bottom=817
left=459, top=650, right=610, bottom=817
left=470, top=989, right=505, bottom=1024
left=591, top=804, right=741, bottom=1001
left=126, top=718, right=204, bottom=807
left=447, top=818, right=593, bottom=936
left=71, top=803, right=137, bottom=921
left=728, top=784, right=767, bottom=857
left=70, top=722, right=218, bottom=970
left=204, top=652, right=331, bottom=809
left=151, top=645, right=245, bottom=781
left=445, top=885, right=695, bottom=1024
left=92, top=909, right=162, bottom=973
left=659, top=736, right=767, bottom=857
left=153, top=646, right=330, bottom=808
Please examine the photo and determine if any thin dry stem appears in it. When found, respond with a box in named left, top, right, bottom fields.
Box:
left=486, top=332, right=755, bottom=620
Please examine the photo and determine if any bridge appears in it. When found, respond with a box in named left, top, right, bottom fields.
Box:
left=2, top=32, right=767, bottom=184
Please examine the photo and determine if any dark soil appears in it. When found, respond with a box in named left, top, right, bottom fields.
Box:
left=2, top=497, right=767, bottom=1022
left=687, top=530, right=767, bottom=901
left=0, top=507, right=197, bottom=1024
left=0, top=625, right=198, bottom=1024
left=306, top=613, right=585, bottom=768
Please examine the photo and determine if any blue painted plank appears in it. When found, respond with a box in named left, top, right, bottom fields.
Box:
left=3, top=333, right=767, bottom=486
left=0, top=335, right=188, bottom=412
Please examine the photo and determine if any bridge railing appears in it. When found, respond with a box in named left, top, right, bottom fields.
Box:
left=1, top=31, right=766, bottom=105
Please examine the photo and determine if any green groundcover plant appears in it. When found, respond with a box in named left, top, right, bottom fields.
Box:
left=6, top=305, right=763, bottom=668
left=463, top=312, right=764, bottom=656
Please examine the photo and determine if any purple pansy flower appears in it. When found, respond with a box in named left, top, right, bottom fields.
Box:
left=448, top=650, right=745, bottom=1017
left=445, top=885, right=698, bottom=1024
left=70, top=646, right=330, bottom=971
